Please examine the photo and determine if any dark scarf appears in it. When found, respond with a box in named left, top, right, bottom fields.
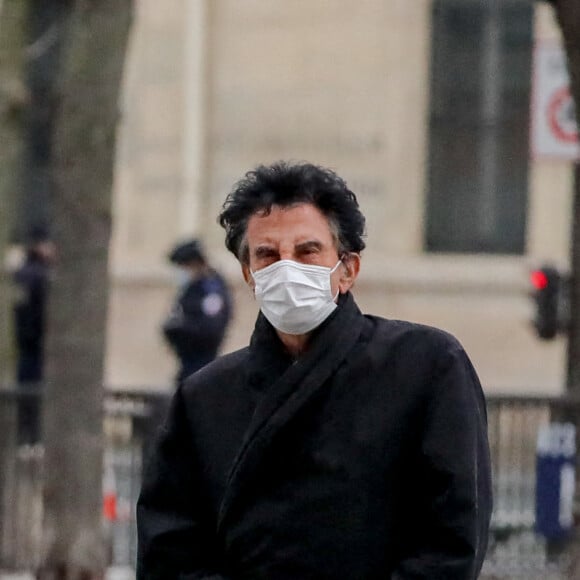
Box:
left=217, top=291, right=366, bottom=532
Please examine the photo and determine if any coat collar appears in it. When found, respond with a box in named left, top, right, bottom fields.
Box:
left=217, top=292, right=366, bottom=532
left=245, top=291, right=358, bottom=388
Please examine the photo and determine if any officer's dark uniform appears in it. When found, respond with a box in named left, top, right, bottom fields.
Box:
left=162, top=240, right=232, bottom=387
left=13, top=249, right=49, bottom=444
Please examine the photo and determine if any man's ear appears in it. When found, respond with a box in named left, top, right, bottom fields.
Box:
left=241, top=263, right=254, bottom=289
left=338, top=253, right=361, bottom=294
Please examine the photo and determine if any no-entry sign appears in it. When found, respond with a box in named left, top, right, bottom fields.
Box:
left=531, top=42, right=579, bottom=160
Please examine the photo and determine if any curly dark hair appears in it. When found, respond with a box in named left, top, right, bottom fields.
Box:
left=218, top=161, right=367, bottom=263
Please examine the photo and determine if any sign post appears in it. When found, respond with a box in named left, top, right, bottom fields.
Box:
left=531, top=42, right=579, bottom=160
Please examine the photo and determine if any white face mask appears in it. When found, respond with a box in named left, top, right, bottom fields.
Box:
left=251, top=259, right=342, bottom=335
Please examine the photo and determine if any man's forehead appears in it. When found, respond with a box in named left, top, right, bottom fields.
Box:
left=247, top=226, right=334, bottom=249
left=243, top=204, right=339, bottom=260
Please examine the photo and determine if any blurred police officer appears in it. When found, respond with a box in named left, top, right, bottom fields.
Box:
left=162, top=239, right=232, bottom=387
left=13, top=226, right=55, bottom=444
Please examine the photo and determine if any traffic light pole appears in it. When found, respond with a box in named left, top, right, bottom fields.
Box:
left=567, top=165, right=580, bottom=394
left=559, top=164, right=580, bottom=577
left=550, top=0, right=580, bottom=394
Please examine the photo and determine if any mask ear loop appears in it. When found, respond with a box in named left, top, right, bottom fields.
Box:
left=334, top=252, right=360, bottom=297
left=332, top=250, right=350, bottom=274
left=331, top=255, right=346, bottom=300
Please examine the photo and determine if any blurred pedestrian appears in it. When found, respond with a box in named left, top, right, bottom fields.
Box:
left=162, top=238, right=232, bottom=388
left=138, top=162, right=492, bottom=579
left=13, top=225, right=55, bottom=445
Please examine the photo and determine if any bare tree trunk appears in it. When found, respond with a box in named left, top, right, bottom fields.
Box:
left=0, top=0, right=28, bottom=383
left=39, top=1, right=133, bottom=578
left=0, top=0, right=29, bottom=563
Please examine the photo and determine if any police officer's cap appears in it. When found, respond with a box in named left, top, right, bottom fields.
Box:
left=168, top=239, right=206, bottom=265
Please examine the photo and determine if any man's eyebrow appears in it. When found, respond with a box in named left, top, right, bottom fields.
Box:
left=254, top=245, right=279, bottom=258
left=295, top=240, right=323, bottom=252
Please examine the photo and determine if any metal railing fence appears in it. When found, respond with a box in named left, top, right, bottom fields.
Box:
left=0, top=386, right=171, bottom=573
left=2, top=388, right=580, bottom=577
left=483, top=395, right=580, bottom=578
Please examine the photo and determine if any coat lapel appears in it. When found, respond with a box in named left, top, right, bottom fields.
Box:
left=217, top=292, right=365, bottom=532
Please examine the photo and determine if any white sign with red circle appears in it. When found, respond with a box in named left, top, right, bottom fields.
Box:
left=531, top=42, right=579, bottom=160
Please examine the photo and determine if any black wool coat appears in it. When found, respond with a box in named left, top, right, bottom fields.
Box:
left=137, top=292, right=492, bottom=579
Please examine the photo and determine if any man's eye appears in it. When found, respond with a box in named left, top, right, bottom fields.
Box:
left=255, top=249, right=278, bottom=260
left=254, top=253, right=278, bottom=269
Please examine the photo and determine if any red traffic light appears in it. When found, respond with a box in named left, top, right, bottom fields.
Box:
left=531, top=270, right=549, bottom=290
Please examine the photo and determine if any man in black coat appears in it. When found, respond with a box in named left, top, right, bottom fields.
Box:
left=137, top=162, right=492, bottom=579
left=162, top=238, right=232, bottom=387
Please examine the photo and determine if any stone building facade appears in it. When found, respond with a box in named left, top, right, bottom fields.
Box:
left=106, top=1, right=575, bottom=395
